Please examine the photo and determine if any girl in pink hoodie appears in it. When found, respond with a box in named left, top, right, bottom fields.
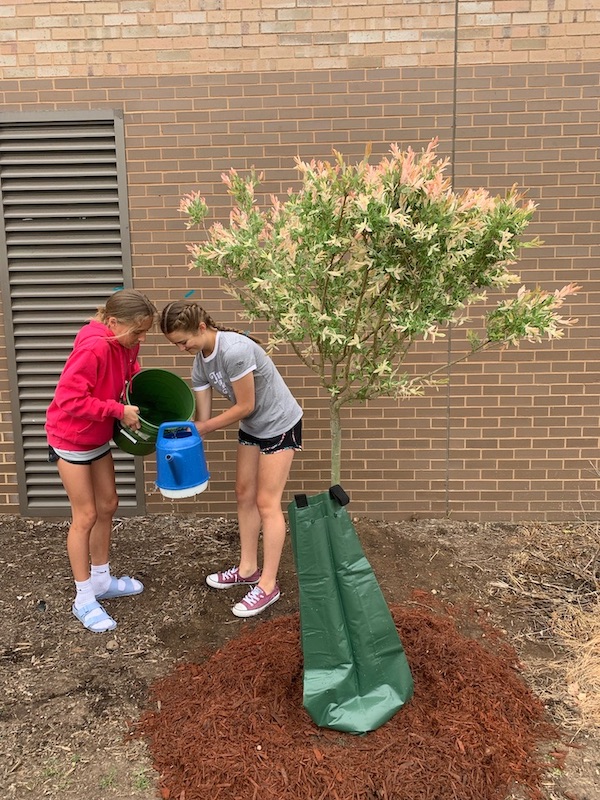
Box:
left=46, top=290, right=157, bottom=633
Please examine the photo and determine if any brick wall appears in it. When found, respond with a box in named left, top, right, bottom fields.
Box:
left=1, top=1, right=597, bottom=78
left=0, top=2, right=598, bottom=521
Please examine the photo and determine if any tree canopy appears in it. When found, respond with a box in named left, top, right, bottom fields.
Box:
left=180, top=140, right=579, bottom=482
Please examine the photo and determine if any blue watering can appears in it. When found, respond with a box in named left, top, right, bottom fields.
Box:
left=155, top=422, right=210, bottom=499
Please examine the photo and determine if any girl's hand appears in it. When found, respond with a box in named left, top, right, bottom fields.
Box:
left=195, top=421, right=210, bottom=438
left=122, top=404, right=141, bottom=429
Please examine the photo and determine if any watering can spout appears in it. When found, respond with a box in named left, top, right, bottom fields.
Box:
left=165, top=451, right=184, bottom=482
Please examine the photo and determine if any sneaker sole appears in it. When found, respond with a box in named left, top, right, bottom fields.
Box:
left=231, top=590, right=280, bottom=618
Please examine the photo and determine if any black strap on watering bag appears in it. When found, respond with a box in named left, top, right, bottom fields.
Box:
left=288, top=487, right=413, bottom=733
left=329, top=484, right=350, bottom=506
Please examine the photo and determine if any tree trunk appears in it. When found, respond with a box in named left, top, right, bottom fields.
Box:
left=330, top=399, right=342, bottom=485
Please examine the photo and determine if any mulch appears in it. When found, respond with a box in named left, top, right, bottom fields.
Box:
left=132, top=603, right=564, bottom=800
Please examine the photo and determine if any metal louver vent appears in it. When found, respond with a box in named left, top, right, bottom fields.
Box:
left=0, top=111, right=143, bottom=515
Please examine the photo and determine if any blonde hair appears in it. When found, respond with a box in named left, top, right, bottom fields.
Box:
left=160, top=300, right=260, bottom=344
left=96, top=289, right=157, bottom=327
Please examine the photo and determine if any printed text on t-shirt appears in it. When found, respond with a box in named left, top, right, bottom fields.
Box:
left=209, top=371, right=231, bottom=398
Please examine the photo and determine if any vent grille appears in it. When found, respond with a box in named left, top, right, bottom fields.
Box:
left=0, top=113, right=142, bottom=514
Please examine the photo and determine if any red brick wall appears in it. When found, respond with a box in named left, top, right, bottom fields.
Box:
left=0, top=3, right=598, bottom=521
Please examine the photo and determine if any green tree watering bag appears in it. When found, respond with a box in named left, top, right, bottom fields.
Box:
left=288, top=487, right=413, bottom=733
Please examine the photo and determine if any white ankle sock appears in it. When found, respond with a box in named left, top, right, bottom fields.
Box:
left=90, top=562, right=111, bottom=595
left=74, top=578, right=96, bottom=609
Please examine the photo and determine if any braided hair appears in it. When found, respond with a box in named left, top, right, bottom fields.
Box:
left=160, top=300, right=261, bottom=344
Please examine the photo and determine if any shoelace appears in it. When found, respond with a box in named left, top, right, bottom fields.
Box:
left=221, top=567, right=238, bottom=581
left=243, top=586, right=263, bottom=606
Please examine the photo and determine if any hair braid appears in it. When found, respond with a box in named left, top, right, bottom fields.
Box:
left=160, top=300, right=260, bottom=344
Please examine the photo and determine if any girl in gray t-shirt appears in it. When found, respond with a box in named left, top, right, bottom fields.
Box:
left=161, top=300, right=302, bottom=619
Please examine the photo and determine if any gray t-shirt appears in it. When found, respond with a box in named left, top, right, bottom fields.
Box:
left=191, top=331, right=303, bottom=439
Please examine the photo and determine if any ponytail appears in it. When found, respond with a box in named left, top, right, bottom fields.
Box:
left=97, top=289, right=157, bottom=326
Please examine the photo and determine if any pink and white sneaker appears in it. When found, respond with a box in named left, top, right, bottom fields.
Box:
left=205, top=566, right=261, bottom=590
left=232, top=584, right=281, bottom=618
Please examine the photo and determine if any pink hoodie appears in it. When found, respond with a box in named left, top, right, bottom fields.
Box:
left=45, top=320, right=140, bottom=450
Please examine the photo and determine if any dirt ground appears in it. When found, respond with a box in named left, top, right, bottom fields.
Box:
left=1, top=510, right=599, bottom=800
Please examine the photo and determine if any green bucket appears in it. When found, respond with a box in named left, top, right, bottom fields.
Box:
left=113, top=369, right=196, bottom=456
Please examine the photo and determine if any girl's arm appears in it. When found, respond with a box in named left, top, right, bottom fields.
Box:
left=54, top=347, right=123, bottom=421
left=195, top=373, right=255, bottom=437
left=195, top=387, right=212, bottom=423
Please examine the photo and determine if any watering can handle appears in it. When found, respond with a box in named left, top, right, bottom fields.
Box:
left=158, top=421, right=200, bottom=438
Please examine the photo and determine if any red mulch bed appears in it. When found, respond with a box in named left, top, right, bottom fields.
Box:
left=132, top=605, right=563, bottom=800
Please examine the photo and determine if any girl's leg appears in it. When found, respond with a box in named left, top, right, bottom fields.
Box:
left=84, top=453, right=142, bottom=600
left=57, top=459, right=100, bottom=583
left=57, top=453, right=119, bottom=632
left=88, top=453, right=119, bottom=567
left=255, top=448, right=296, bottom=594
left=235, top=443, right=262, bottom=576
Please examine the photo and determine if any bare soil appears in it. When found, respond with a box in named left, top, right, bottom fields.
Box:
left=0, top=512, right=599, bottom=800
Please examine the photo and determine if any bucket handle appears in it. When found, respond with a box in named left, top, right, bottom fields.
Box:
left=118, top=426, right=139, bottom=444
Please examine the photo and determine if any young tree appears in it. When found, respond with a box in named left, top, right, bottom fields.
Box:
left=180, top=140, right=578, bottom=484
